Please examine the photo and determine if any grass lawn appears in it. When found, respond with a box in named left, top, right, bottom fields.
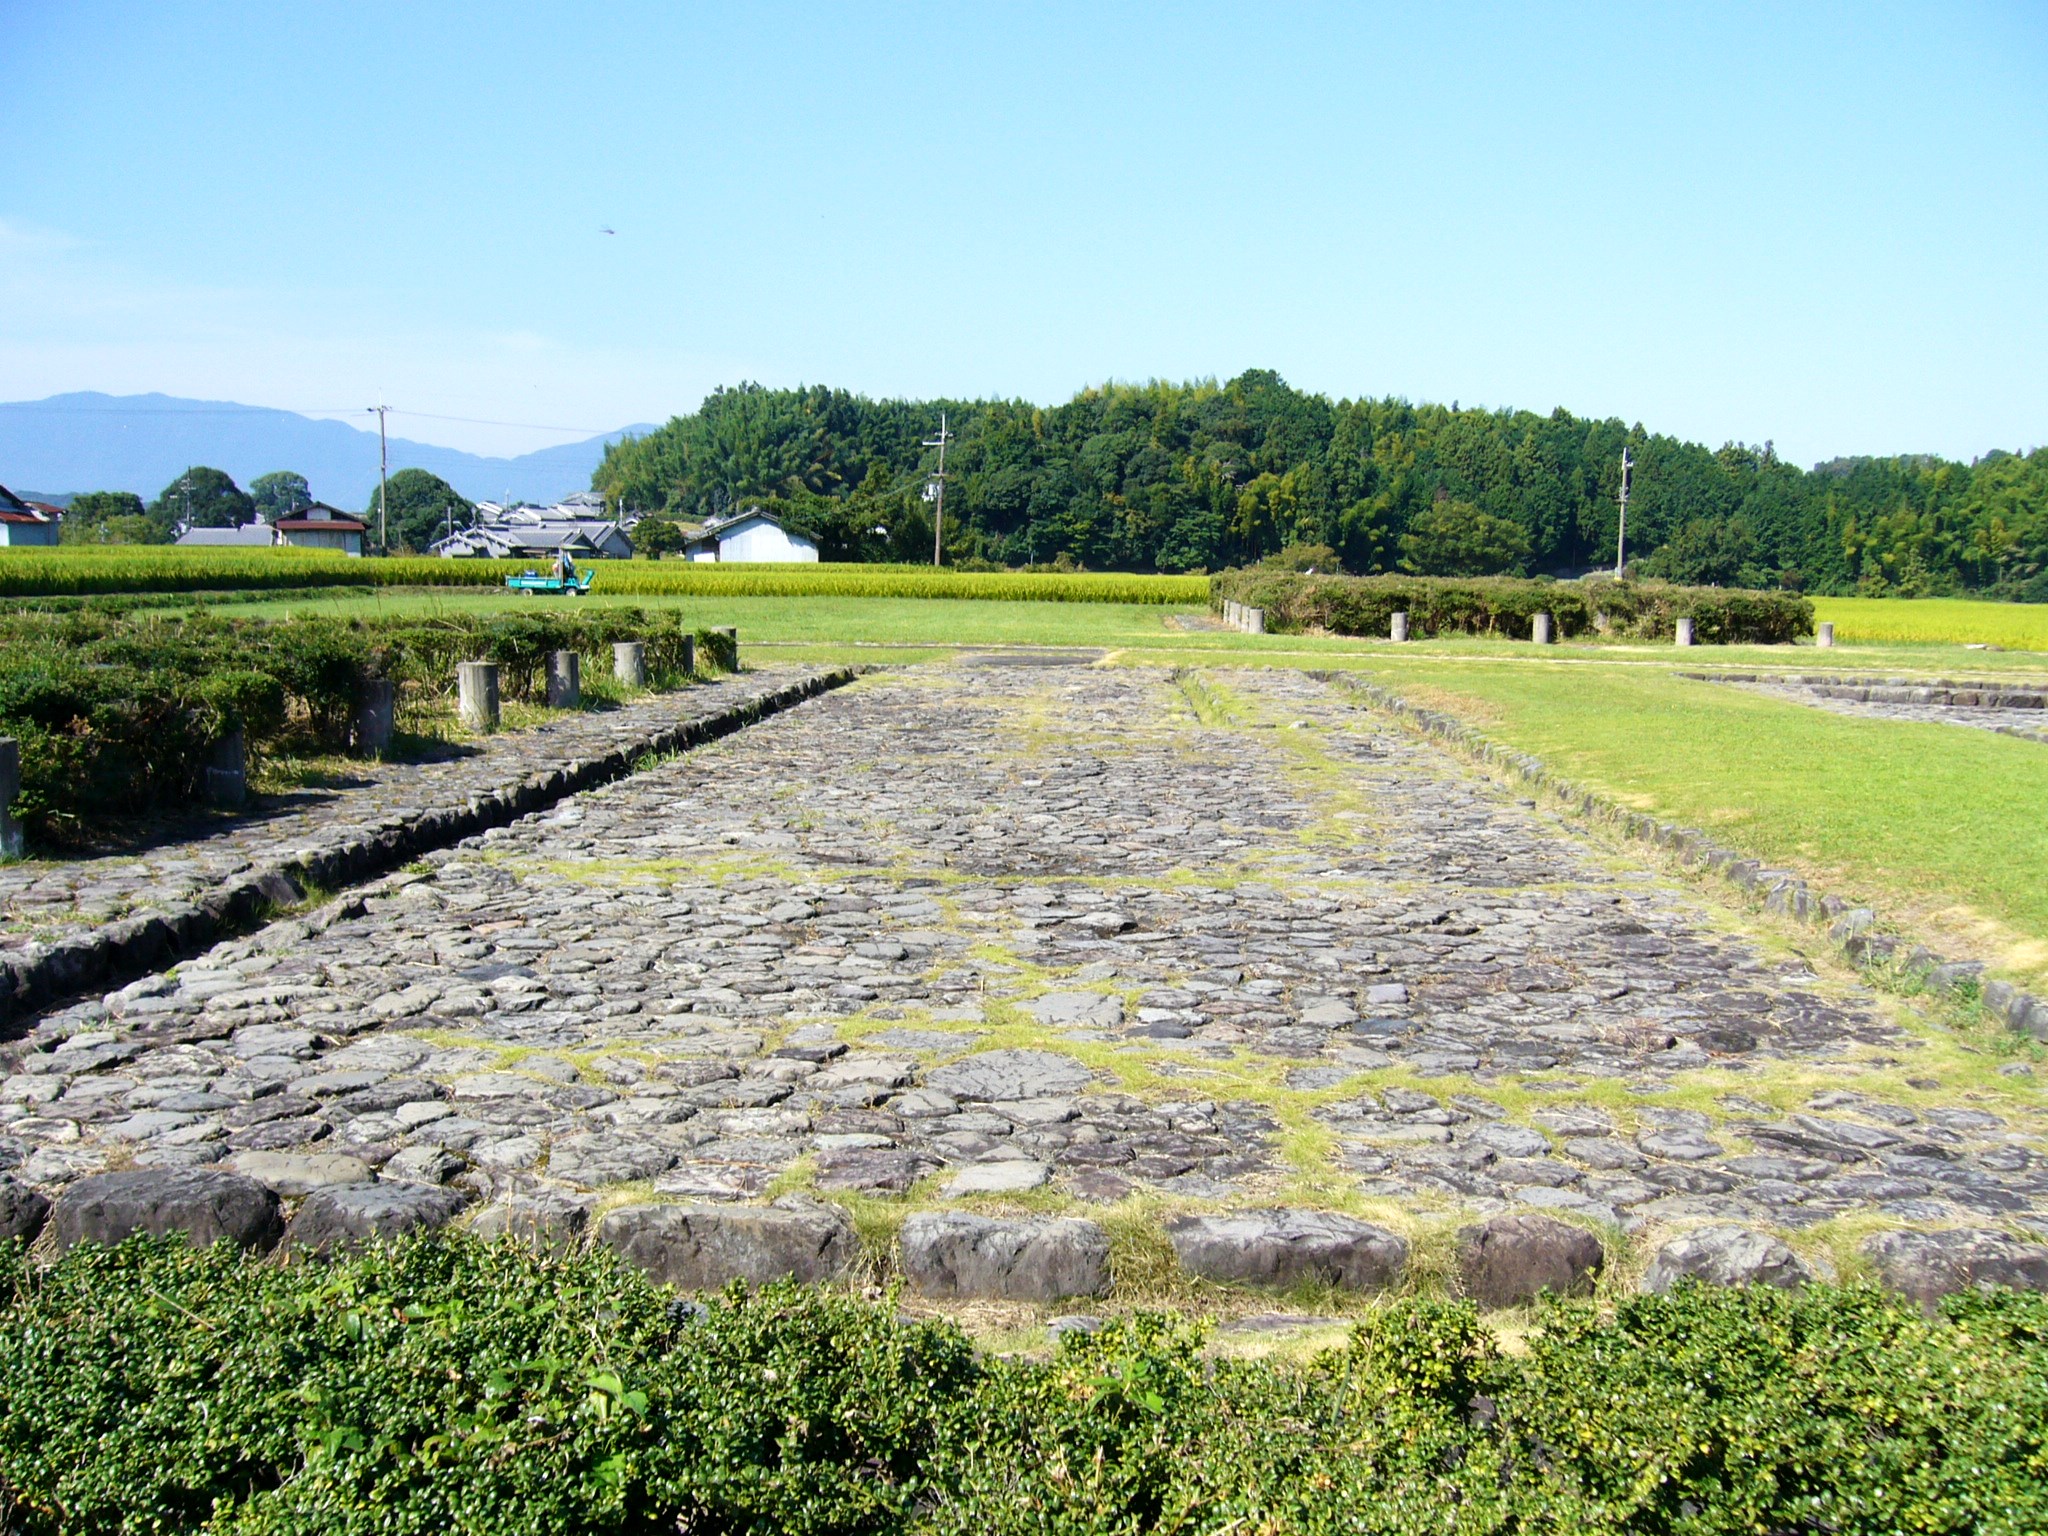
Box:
left=1300, top=656, right=2048, bottom=989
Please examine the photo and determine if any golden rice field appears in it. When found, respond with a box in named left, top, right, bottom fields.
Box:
left=1811, top=596, right=2048, bottom=651
left=0, top=548, right=1206, bottom=605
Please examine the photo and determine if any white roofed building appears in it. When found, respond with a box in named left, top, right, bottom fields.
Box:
left=432, top=499, right=633, bottom=560
left=682, top=507, right=819, bottom=563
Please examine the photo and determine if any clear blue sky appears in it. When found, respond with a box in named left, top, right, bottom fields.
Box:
left=3, top=1, right=2043, bottom=462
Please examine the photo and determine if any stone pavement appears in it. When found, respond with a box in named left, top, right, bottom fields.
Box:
left=0, top=666, right=822, bottom=964
left=1705, top=673, right=2048, bottom=745
left=3, top=661, right=2043, bottom=1301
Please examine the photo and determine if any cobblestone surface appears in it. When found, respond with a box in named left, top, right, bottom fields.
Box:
left=4, top=662, right=2044, bottom=1270
left=1714, top=677, right=2048, bottom=744
left=0, top=668, right=816, bottom=959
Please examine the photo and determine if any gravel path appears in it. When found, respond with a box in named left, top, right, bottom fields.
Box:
left=5, top=661, right=2043, bottom=1270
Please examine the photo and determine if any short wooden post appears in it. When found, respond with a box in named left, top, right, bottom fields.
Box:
left=613, top=641, right=647, bottom=688
left=458, top=661, right=500, bottom=730
left=354, top=679, right=395, bottom=757
left=680, top=633, right=696, bottom=676
left=0, top=736, right=23, bottom=859
left=715, top=626, right=739, bottom=668
left=1817, top=622, right=1835, bottom=649
left=1390, top=611, right=1408, bottom=643
left=546, top=650, right=581, bottom=708
left=1675, top=617, right=1696, bottom=647
left=205, top=729, right=247, bottom=809
left=1531, top=612, right=1553, bottom=645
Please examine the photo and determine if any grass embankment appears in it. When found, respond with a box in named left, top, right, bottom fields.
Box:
left=1332, top=658, right=2048, bottom=988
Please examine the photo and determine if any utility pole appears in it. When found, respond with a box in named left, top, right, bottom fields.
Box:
left=1614, top=446, right=1634, bottom=577
left=922, top=412, right=952, bottom=567
left=368, top=403, right=390, bottom=552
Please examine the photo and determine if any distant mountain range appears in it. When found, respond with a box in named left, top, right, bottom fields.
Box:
left=0, top=393, right=658, bottom=509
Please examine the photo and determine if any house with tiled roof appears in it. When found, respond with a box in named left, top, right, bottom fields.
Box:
left=0, top=484, right=59, bottom=546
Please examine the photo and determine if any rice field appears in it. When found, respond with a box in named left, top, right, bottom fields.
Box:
left=1811, top=596, right=2048, bottom=651
left=0, top=548, right=1206, bottom=604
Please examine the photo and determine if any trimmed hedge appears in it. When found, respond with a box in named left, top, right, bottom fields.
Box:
left=0, top=609, right=733, bottom=841
left=1213, top=571, right=1815, bottom=644
left=0, top=1236, right=2043, bottom=1535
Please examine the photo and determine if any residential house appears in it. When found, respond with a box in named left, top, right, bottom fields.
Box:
left=682, top=507, right=819, bottom=563
left=273, top=502, right=368, bottom=556
left=0, top=484, right=59, bottom=546
left=431, top=499, right=633, bottom=560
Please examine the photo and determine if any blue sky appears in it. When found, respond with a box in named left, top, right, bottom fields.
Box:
left=2, top=1, right=2043, bottom=462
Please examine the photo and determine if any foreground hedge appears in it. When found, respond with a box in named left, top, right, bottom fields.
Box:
left=0, top=608, right=734, bottom=840
left=1214, top=571, right=1815, bottom=644
left=0, top=549, right=1208, bottom=605
left=0, top=1236, right=2043, bottom=1535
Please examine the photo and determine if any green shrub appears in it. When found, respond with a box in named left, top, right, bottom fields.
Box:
left=1213, top=570, right=1814, bottom=644
left=0, top=608, right=742, bottom=841
left=0, top=1235, right=2043, bottom=1535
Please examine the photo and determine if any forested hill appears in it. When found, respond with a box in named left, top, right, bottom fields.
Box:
left=593, top=372, right=2048, bottom=597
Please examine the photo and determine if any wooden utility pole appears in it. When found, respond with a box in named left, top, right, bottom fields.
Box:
left=923, top=412, right=952, bottom=566
left=1615, top=446, right=1634, bottom=576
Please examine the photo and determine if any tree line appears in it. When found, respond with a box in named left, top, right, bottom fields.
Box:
left=59, top=467, right=472, bottom=554
left=595, top=372, right=2048, bottom=597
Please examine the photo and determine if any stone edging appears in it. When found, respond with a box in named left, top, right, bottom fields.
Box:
left=1320, top=673, right=2048, bottom=1043
left=1678, top=672, right=2048, bottom=711
left=0, top=668, right=861, bottom=1029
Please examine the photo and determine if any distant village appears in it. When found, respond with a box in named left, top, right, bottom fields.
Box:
left=0, top=482, right=818, bottom=564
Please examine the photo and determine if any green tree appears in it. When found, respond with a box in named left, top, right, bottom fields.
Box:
left=369, top=468, right=473, bottom=553
left=149, top=467, right=254, bottom=531
left=248, top=471, right=312, bottom=522
left=58, top=491, right=165, bottom=544
left=1399, top=499, right=1533, bottom=576
left=632, top=515, right=685, bottom=559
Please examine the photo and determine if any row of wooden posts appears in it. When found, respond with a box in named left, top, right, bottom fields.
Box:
left=1225, top=604, right=1838, bottom=650
left=0, top=630, right=742, bottom=846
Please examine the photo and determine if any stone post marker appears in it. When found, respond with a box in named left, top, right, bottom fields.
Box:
left=1675, top=617, right=1696, bottom=647
left=1245, top=607, right=1265, bottom=635
left=0, top=736, right=23, bottom=859
left=1531, top=611, right=1553, bottom=645
left=205, top=729, right=247, bottom=809
left=680, top=633, right=697, bottom=676
left=458, top=661, right=500, bottom=731
left=546, top=650, right=581, bottom=709
left=715, top=626, right=740, bottom=667
left=1817, top=622, right=1835, bottom=649
left=354, top=679, right=395, bottom=758
left=1390, top=611, right=1409, bottom=643
left=613, top=641, right=647, bottom=689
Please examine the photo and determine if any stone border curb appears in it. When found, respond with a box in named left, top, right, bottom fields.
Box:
left=1322, top=673, right=2048, bottom=1042
left=1678, top=671, right=2047, bottom=710
left=0, top=668, right=861, bottom=1029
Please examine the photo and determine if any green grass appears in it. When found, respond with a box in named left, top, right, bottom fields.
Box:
left=1814, top=595, right=2048, bottom=650
left=224, top=587, right=1209, bottom=646
left=1334, top=657, right=2048, bottom=987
